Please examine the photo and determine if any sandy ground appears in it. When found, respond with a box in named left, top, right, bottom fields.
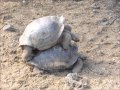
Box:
left=0, top=0, right=120, bottom=90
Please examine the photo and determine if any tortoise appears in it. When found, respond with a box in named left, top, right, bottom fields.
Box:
left=28, top=44, right=83, bottom=73
left=19, top=16, right=79, bottom=61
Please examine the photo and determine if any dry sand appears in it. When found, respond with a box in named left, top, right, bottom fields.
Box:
left=0, top=0, right=120, bottom=90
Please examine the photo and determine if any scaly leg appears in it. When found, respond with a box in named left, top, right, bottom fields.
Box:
left=72, top=57, right=83, bottom=73
left=71, top=33, right=80, bottom=42
left=22, top=46, right=33, bottom=62
left=61, top=32, right=73, bottom=57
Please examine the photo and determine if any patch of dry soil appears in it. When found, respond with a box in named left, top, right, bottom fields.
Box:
left=0, top=0, right=120, bottom=90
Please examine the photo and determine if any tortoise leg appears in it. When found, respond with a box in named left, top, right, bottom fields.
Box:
left=71, top=33, right=80, bottom=42
left=64, top=24, right=79, bottom=42
left=72, top=57, right=83, bottom=73
left=61, top=31, right=73, bottom=57
left=62, top=31, right=72, bottom=50
left=22, top=46, right=33, bottom=62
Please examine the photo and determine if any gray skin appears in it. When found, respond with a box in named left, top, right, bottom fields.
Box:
left=22, top=25, right=80, bottom=62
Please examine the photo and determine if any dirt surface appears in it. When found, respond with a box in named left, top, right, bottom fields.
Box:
left=0, top=0, right=120, bottom=90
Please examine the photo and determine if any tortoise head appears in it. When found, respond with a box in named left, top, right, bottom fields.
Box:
left=64, top=24, right=72, bottom=32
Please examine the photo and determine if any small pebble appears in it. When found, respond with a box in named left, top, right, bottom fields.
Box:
left=65, top=73, right=83, bottom=88
left=3, top=15, right=13, bottom=20
left=3, top=24, right=15, bottom=32
left=66, top=73, right=79, bottom=81
left=82, top=79, right=89, bottom=88
left=22, top=0, right=28, bottom=5
left=96, top=18, right=109, bottom=25
left=32, top=67, right=44, bottom=74
left=91, top=3, right=100, bottom=9
left=92, top=9, right=99, bottom=13
left=10, top=83, right=22, bottom=90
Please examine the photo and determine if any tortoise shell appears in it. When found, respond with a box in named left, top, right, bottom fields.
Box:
left=28, top=45, right=79, bottom=71
left=19, top=16, right=65, bottom=50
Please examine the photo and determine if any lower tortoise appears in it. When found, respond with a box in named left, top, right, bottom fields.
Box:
left=28, top=44, right=83, bottom=73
